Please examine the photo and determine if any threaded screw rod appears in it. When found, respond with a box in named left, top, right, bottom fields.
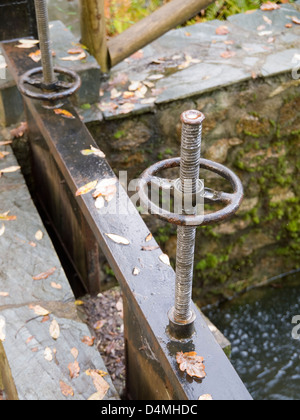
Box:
left=173, top=110, right=205, bottom=325
left=34, top=0, right=56, bottom=86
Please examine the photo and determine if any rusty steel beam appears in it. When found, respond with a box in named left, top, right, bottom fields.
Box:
left=1, top=42, right=252, bottom=401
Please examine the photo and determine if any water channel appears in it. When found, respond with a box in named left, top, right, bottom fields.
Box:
left=205, top=275, right=300, bottom=400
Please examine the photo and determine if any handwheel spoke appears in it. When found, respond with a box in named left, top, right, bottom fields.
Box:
left=204, top=188, right=235, bottom=204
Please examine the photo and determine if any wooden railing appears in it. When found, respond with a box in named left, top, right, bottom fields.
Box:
left=79, top=0, right=215, bottom=72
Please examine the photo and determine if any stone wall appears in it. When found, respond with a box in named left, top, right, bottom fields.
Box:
left=88, top=72, right=300, bottom=306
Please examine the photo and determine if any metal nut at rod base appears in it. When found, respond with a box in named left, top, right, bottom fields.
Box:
left=168, top=307, right=196, bottom=340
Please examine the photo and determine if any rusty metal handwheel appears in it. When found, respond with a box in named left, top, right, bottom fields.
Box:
left=18, top=66, right=81, bottom=102
left=137, top=157, right=244, bottom=227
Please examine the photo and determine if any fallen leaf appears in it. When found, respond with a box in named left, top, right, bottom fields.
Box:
left=32, top=267, right=56, bottom=281
left=0, top=151, right=10, bottom=159
left=49, top=319, right=60, bottom=340
left=0, top=166, right=21, bottom=176
left=10, top=122, right=27, bottom=139
left=51, top=282, right=62, bottom=290
left=81, top=335, right=95, bottom=346
left=29, top=50, right=42, bottom=62
left=292, top=16, right=300, bottom=25
left=87, top=370, right=110, bottom=400
left=75, top=180, right=98, bottom=196
left=141, top=245, right=159, bottom=251
left=35, top=230, right=43, bottom=241
left=260, top=2, right=281, bottom=11
left=0, top=292, right=9, bottom=297
left=119, top=103, right=135, bottom=115
left=105, top=233, right=130, bottom=245
left=176, top=351, right=206, bottom=379
left=216, top=25, right=230, bottom=35
left=68, top=360, right=80, bottom=379
left=0, top=317, right=6, bottom=342
left=0, top=224, right=5, bottom=236
left=67, top=47, right=86, bottom=55
left=147, top=74, right=164, bottom=81
left=30, top=305, right=51, bottom=317
left=44, top=347, right=53, bottom=362
left=263, top=15, right=272, bottom=25
left=130, top=49, right=144, bottom=60
left=145, top=233, right=153, bottom=242
left=0, top=141, right=12, bottom=146
left=81, top=146, right=106, bottom=158
left=60, top=51, right=87, bottom=61
left=159, top=254, right=171, bottom=266
left=220, top=51, right=236, bottom=59
left=71, top=347, right=79, bottom=359
left=74, top=300, right=84, bottom=306
left=132, top=267, right=140, bottom=276
left=199, top=394, right=213, bottom=400
left=0, top=212, right=16, bottom=221
left=93, top=178, right=117, bottom=202
left=18, top=39, right=39, bottom=46
left=93, top=320, right=106, bottom=330
left=95, top=196, right=105, bottom=209
left=54, top=109, right=76, bottom=119
left=59, top=380, right=74, bottom=397
left=285, top=23, right=293, bottom=28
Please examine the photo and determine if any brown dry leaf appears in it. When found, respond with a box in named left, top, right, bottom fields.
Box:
left=0, top=166, right=21, bottom=176
left=32, top=267, right=56, bottom=281
left=87, top=370, right=110, bottom=400
left=93, top=320, right=106, bottom=330
left=292, top=16, right=300, bottom=25
left=176, top=351, right=206, bottom=379
left=263, top=15, right=272, bottom=25
left=0, top=224, right=5, bottom=237
left=199, top=394, right=213, bottom=400
left=220, top=50, right=236, bottom=59
left=0, top=212, right=16, bottom=221
left=81, top=335, right=95, bottom=346
left=130, top=49, right=144, bottom=60
left=285, top=23, right=293, bottom=28
left=98, top=101, right=119, bottom=113
left=0, top=141, right=12, bottom=146
left=93, top=178, right=117, bottom=203
left=260, top=1, right=281, bottom=11
left=54, top=109, right=76, bottom=119
left=216, top=25, right=230, bottom=35
left=49, top=319, right=60, bottom=340
left=68, top=360, right=80, bottom=379
left=119, top=103, right=135, bottom=115
left=0, top=291, right=9, bottom=297
left=75, top=180, right=98, bottom=197
left=59, top=380, right=74, bottom=397
left=105, top=233, right=130, bottom=245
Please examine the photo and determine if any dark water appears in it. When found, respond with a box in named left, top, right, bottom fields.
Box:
left=205, top=276, right=300, bottom=400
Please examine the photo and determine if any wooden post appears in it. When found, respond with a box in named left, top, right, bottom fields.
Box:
left=79, top=0, right=109, bottom=73
left=108, top=0, right=214, bottom=68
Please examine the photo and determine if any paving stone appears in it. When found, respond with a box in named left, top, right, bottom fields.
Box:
left=0, top=146, right=118, bottom=400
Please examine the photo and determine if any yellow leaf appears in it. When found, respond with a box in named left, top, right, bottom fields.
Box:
left=75, top=180, right=98, bottom=197
left=54, top=109, right=76, bottom=119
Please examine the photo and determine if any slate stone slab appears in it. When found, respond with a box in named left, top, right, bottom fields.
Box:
left=0, top=146, right=118, bottom=400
